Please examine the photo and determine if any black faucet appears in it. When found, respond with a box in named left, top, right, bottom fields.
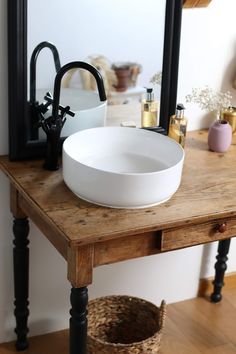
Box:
left=42, top=61, right=107, bottom=171
left=29, top=41, right=61, bottom=139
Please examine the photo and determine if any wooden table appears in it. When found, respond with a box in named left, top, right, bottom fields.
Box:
left=0, top=130, right=235, bottom=354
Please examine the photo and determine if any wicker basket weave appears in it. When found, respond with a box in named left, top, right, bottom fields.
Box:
left=88, top=295, right=166, bottom=354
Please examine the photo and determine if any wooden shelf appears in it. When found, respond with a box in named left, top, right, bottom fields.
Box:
left=183, top=0, right=212, bottom=8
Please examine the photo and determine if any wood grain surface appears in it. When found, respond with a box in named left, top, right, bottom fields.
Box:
left=198, top=272, right=236, bottom=297
left=0, top=287, right=236, bottom=354
left=183, top=0, right=212, bottom=8
left=1, top=131, right=236, bottom=248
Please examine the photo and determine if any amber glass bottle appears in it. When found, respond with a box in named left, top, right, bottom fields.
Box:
left=168, top=104, right=188, bottom=148
left=141, top=88, right=158, bottom=128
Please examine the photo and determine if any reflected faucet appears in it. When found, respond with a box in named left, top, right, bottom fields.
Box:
left=29, top=41, right=61, bottom=139
left=42, top=61, right=107, bottom=171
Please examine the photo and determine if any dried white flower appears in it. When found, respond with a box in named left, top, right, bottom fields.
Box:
left=150, top=71, right=162, bottom=86
left=185, top=86, right=232, bottom=119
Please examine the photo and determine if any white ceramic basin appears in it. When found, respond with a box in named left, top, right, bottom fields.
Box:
left=62, top=127, right=185, bottom=208
left=37, top=88, right=107, bottom=137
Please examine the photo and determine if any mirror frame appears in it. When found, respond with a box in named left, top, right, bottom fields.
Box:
left=8, top=0, right=183, bottom=160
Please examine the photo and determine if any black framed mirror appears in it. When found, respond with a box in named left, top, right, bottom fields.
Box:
left=8, top=0, right=183, bottom=161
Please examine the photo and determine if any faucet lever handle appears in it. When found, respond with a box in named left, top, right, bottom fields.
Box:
left=44, top=92, right=75, bottom=117
left=60, top=105, right=75, bottom=118
left=37, top=100, right=51, bottom=115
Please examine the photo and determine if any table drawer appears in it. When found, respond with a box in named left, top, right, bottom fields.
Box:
left=162, top=218, right=236, bottom=251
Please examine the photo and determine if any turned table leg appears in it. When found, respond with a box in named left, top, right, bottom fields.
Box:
left=13, top=217, right=30, bottom=351
left=70, top=287, right=88, bottom=354
left=211, top=238, right=231, bottom=303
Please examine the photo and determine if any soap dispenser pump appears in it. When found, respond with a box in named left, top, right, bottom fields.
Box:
left=168, top=103, right=188, bottom=148
left=141, top=88, right=158, bottom=128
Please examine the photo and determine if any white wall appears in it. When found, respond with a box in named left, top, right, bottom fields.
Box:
left=177, top=0, right=236, bottom=278
left=178, top=0, right=236, bottom=129
left=0, top=0, right=236, bottom=343
left=28, top=0, right=165, bottom=92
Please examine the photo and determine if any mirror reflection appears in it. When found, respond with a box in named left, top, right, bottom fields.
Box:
left=28, top=0, right=166, bottom=139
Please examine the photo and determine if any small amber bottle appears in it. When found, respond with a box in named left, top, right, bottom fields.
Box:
left=168, top=104, right=188, bottom=148
left=141, top=88, right=158, bottom=128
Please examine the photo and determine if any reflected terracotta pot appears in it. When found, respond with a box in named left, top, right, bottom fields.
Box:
left=112, top=62, right=142, bottom=92
left=113, top=67, right=131, bottom=92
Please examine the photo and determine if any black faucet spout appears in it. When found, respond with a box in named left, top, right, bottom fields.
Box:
left=30, top=41, right=61, bottom=105
left=52, top=61, right=107, bottom=119
left=29, top=42, right=61, bottom=140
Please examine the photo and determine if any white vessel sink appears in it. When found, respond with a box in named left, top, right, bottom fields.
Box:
left=37, top=88, right=107, bottom=137
left=62, top=127, right=185, bottom=208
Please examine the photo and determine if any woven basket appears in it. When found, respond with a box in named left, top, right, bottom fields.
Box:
left=88, top=295, right=166, bottom=354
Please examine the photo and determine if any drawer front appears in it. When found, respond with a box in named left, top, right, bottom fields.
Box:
left=162, top=218, right=236, bottom=251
